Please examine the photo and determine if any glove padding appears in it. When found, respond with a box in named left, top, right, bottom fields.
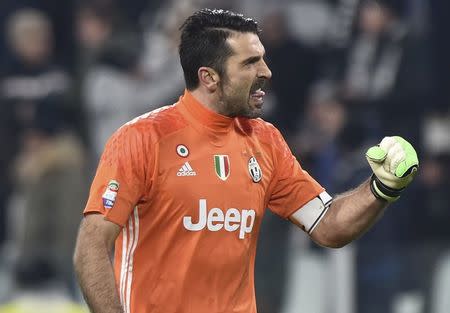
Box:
left=366, top=136, right=419, bottom=202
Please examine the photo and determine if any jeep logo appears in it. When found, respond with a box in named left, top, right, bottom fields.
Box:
left=183, top=199, right=256, bottom=239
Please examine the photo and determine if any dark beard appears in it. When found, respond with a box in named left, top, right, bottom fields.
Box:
left=218, top=96, right=260, bottom=118
left=218, top=84, right=261, bottom=118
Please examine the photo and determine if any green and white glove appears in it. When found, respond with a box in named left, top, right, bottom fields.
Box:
left=366, top=136, right=419, bottom=202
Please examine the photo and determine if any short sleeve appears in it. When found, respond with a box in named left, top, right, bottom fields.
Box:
left=83, top=124, right=149, bottom=226
left=268, top=129, right=324, bottom=218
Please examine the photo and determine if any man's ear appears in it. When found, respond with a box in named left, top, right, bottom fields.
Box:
left=198, top=67, right=220, bottom=92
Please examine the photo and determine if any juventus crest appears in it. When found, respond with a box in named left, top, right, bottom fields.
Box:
left=248, top=157, right=262, bottom=183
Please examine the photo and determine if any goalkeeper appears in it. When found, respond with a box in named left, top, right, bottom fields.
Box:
left=74, top=9, right=419, bottom=313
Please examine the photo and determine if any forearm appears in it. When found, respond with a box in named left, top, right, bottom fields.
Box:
left=311, top=179, right=388, bottom=248
left=74, top=220, right=123, bottom=313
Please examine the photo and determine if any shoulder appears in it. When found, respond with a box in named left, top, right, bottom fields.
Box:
left=237, top=117, right=286, bottom=148
left=116, top=104, right=188, bottom=143
left=101, top=105, right=187, bottom=164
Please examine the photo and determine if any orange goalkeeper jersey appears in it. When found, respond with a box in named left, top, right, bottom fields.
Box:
left=84, top=90, right=324, bottom=313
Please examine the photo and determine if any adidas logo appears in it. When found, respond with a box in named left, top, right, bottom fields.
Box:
left=177, top=162, right=197, bottom=176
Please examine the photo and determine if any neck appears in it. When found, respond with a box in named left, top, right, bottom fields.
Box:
left=190, top=88, right=226, bottom=116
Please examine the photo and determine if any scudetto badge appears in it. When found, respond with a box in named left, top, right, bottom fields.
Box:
left=214, top=155, right=230, bottom=181
left=248, top=157, right=262, bottom=183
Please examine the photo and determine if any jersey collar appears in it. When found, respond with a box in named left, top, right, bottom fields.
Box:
left=180, top=90, right=234, bottom=134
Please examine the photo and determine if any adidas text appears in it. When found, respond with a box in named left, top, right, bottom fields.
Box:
left=177, top=162, right=196, bottom=176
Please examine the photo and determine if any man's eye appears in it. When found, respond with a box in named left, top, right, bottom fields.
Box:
left=244, top=57, right=260, bottom=65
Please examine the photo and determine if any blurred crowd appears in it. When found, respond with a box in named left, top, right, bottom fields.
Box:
left=0, top=0, right=448, bottom=313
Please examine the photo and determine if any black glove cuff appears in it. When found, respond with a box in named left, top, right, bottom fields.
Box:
left=370, top=174, right=404, bottom=200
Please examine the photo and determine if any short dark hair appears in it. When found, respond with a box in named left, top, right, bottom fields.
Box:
left=179, top=9, right=260, bottom=90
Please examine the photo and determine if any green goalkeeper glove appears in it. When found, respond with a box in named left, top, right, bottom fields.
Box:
left=366, top=136, right=419, bottom=202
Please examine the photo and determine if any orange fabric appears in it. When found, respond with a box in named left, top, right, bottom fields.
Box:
left=84, top=90, right=324, bottom=313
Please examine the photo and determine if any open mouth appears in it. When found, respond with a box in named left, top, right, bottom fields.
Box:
left=250, top=80, right=266, bottom=104
left=250, top=88, right=265, bottom=99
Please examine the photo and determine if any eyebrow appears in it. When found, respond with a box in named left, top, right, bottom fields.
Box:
left=241, top=55, right=263, bottom=65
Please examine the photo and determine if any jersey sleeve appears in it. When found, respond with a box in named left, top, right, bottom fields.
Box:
left=83, top=124, right=150, bottom=226
left=268, top=128, right=324, bottom=219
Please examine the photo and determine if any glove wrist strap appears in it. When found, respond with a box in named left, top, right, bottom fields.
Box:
left=370, top=174, right=403, bottom=202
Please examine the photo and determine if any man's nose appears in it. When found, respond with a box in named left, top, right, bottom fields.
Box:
left=258, top=61, right=272, bottom=80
